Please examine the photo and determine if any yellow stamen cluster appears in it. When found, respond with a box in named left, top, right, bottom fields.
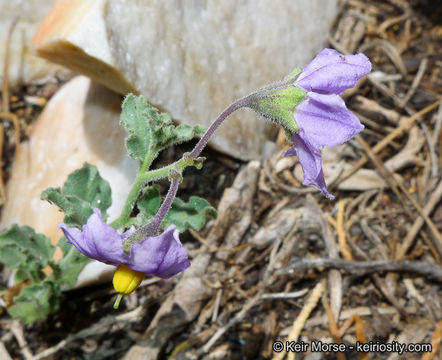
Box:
left=112, top=264, right=146, bottom=309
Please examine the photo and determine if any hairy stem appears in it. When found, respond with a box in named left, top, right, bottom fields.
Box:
left=144, top=174, right=180, bottom=234
left=123, top=175, right=180, bottom=251
left=188, top=92, right=259, bottom=159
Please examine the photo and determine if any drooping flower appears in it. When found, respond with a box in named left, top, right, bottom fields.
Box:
left=58, top=208, right=190, bottom=278
left=281, top=48, right=371, bottom=199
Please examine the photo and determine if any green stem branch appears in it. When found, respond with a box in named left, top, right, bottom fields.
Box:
left=112, top=92, right=259, bottom=230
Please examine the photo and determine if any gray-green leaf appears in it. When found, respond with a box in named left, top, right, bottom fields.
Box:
left=136, top=185, right=162, bottom=221
left=120, top=94, right=153, bottom=162
left=0, top=225, right=55, bottom=282
left=121, top=94, right=205, bottom=162
left=137, top=187, right=217, bottom=232
left=164, top=196, right=217, bottom=232
left=7, top=282, right=62, bottom=323
left=41, top=163, right=111, bottom=228
left=53, top=237, right=90, bottom=287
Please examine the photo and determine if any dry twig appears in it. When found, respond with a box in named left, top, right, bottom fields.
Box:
left=273, top=282, right=324, bottom=360
left=333, top=101, right=440, bottom=188
left=396, top=181, right=442, bottom=259
left=356, top=135, right=442, bottom=261
left=277, top=258, right=442, bottom=281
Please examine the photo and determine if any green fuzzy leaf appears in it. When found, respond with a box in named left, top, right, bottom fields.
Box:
left=7, top=282, right=62, bottom=323
left=156, top=123, right=206, bottom=151
left=41, top=163, right=111, bottom=228
left=164, top=196, right=217, bottom=232
left=14, top=269, right=29, bottom=283
left=62, top=163, right=112, bottom=210
left=121, top=94, right=205, bottom=162
left=137, top=185, right=162, bottom=220
left=120, top=94, right=153, bottom=162
left=136, top=188, right=217, bottom=232
left=0, top=225, right=55, bottom=282
left=54, top=240, right=90, bottom=287
left=0, top=243, right=27, bottom=269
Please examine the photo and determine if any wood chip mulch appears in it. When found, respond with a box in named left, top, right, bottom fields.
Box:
left=0, top=0, right=441, bottom=359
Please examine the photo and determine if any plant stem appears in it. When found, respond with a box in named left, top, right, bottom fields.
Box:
left=123, top=175, right=180, bottom=251
left=112, top=92, right=259, bottom=229
left=139, top=150, right=156, bottom=174
left=114, top=293, right=123, bottom=309
left=110, top=151, right=162, bottom=229
left=188, top=92, right=259, bottom=159
left=109, top=172, right=146, bottom=229
left=141, top=175, right=180, bottom=236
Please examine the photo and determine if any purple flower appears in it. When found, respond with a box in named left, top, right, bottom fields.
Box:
left=58, top=209, right=190, bottom=278
left=282, top=48, right=371, bottom=199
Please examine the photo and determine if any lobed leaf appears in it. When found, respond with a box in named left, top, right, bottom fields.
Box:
left=41, top=163, right=111, bottom=228
left=136, top=187, right=217, bottom=232
left=0, top=225, right=55, bottom=282
left=121, top=94, right=205, bottom=162
left=7, top=282, right=62, bottom=323
left=136, top=185, right=162, bottom=221
left=53, top=237, right=90, bottom=287
left=120, top=94, right=153, bottom=162
left=164, top=196, right=217, bottom=232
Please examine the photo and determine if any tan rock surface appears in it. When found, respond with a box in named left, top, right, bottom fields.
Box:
left=33, top=0, right=338, bottom=160
left=0, top=0, right=70, bottom=87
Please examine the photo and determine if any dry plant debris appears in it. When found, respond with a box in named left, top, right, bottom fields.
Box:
left=0, top=0, right=441, bottom=359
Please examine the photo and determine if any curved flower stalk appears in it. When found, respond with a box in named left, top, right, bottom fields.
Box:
left=59, top=208, right=190, bottom=307
left=281, top=49, right=371, bottom=198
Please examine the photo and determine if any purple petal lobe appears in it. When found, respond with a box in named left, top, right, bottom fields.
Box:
left=294, top=92, right=364, bottom=152
left=295, top=48, right=371, bottom=94
left=58, top=224, right=95, bottom=258
left=292, top=133, right=335, bottom=199
left=59, top=209, right=129, bottom=265
left=129, top=225, right=190, bottom=278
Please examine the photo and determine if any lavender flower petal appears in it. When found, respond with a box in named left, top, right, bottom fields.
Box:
left=290, top=133, right=334, bottom=199
left=129, top=225, right=190, bottom=278
left=59, top=210, right=190, bottom=278
left=294, top=92, right=364, bottom=152
left=59, top=209, right=129, bottom=265
left=295, top=48, right=371, bottom=94
left=58, top=225, right=94, bottom=258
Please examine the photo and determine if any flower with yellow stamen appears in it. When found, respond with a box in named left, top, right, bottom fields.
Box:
left=59, top=209, right=190, bottom=309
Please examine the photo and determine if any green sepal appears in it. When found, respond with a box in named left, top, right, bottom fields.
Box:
left=283, top=67, right=302, bottom=82
left=41, top=163, right=112, bottom=228
left=0, top=225, right=55, bottom=283
left=7, top=281, right=62, bottom=324
left=136, top=186, right=217, bottom=232
left=249, top=85, right=306, bottom=133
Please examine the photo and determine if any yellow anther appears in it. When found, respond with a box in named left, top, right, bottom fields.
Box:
left=112, top=264, right=146, bottom=309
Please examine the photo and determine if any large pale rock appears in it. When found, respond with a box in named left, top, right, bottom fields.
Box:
left=0, top=0, right=70, bottom=87
left=33, top=0, right=338, bottom=160
left=0, top=76, right=138, bottom=285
